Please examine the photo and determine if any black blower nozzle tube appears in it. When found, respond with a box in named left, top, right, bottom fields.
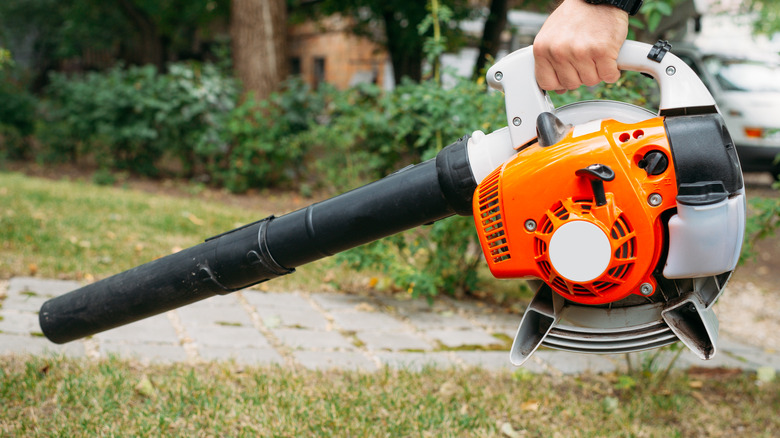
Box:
left=40, top=137, right=477, bottom=344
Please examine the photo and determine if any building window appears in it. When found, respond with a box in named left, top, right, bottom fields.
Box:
left=290, top=57, right=301, bottom=76
left=313, top=56, right=326, bottom=88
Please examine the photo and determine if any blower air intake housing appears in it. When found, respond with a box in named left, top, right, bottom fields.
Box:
left=474, top=41, right=748, bottom=365
left=472, top=109, right=745, bottom=364
left=475, top=116, right=677, bottom=305
left=475, top=112, right=744, bottom=306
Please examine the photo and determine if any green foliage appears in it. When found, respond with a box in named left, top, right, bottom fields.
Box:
left=418, top=0, right=454, bottom=83
left=333, top=2, right=505, bottom=301
left=303, top=0, right=472, bottom=83
left=41, top=62, right=238, bottom=176
left=549, top=71, right=660, bottom=111
left=391, top=78, right=506, bottom=159
left=0, top=68, right=37, bottom=161
left=295, top=77, right=505, bottom=191
left=634, top=0, right=677, bottom=33
left=339, top=216, right=483, bottom=301
left=37, top=65, right=331, bottom=190
left=749, top=0, right=780, bottom=36
left=13, top=56, right=493, bottom=197
left=202, top=78, right=329, bottom=192
left=0, top=48, right=12, bottom=70
left=741, top=182, right=780, bottom=263
left=0, top=0, right=229, bottom=82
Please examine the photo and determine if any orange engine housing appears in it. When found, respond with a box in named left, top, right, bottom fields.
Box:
left=473, top=117, right=679, bottom=305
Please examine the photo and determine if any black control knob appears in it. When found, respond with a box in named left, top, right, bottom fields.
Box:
left=638, top=150, right=669, bottom=176
left=576, top=164, right=615, bottom=207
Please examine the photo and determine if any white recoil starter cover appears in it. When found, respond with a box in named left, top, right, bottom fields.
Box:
left=548, top=220, right=611, bottom=283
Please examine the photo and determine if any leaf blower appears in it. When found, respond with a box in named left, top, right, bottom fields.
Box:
left=39, top=41, right=745, bottom=366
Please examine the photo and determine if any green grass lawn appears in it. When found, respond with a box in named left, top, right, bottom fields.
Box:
left=2, top=355, right=779, bottom=437
left=0, top=171, right=335, bottom=291
left=0, top=171, right=261, bottom=279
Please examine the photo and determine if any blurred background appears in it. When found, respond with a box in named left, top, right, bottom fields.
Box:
left=1, top=0, right=778, bottom=187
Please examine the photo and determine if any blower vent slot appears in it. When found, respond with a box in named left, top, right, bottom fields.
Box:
left=539, top=216, right=555, bottom=234
left=574, top=198, right=594, bottom=211
left=572, top=284, right=589, bottom=294
left=477, top=168, right=511, bottom=264
left=608, top=264, right=631, bottom=279
left=552, top=201, right=570, bottom=220
left=539, top=260, right=553, bottom=278
left=535, top=239, right=548, bottom=256
left=592, top=281, right=615, bottom=291
left=552, top=277, right=568, bottom=291
left=485, top=225, right=504, bottom=241
left=611, top=215, right=637, bottom=261
left=607, top=214, right=636, bottom=282
left=611, top=216, right=629, bottom=237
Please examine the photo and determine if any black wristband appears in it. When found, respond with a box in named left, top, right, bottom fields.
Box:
left=584, top=0, right=643, bottom=16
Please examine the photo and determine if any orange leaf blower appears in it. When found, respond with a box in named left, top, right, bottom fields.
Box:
left=471, top=40, right=744, bottom=364
left=40, top=41, right=745, bottom=366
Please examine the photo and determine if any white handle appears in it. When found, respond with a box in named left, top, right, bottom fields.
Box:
left=486, top=40, right=717, bottom=149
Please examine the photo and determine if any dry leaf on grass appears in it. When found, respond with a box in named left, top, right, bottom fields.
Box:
left=500, top=422, right=525, bottom=438
left=187, top=213, right=204, bottom=226
left=135, top=375, right=157, bottom=399
left=520, top=400, right=540, bottom=412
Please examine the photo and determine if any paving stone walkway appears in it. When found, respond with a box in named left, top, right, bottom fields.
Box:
left=2, top=277, right=778, bottom=375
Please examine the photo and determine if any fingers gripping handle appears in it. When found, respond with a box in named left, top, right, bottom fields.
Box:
left=486, top=40, right=717, bottom=149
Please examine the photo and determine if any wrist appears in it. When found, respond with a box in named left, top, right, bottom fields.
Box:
left=584, top=0, right=643, bottom=16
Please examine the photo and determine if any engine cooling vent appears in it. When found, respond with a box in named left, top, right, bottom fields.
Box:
left=607, top=214, right=637, bottom=284
left=534, top=199, right=637, bottom=301
left=476, top=167, right=511, bottom=263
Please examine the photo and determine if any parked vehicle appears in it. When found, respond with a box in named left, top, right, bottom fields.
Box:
left=672, top=43, right=780, bottom=179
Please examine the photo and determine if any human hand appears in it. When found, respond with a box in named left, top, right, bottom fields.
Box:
left=533, top=0, right=629, bottom=93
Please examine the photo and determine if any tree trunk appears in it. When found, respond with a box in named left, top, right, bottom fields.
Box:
left=231, top=0, right=288, bottom=101
left=472, top=0, right=509, bottom=81
left=117, top=0, right=166, bottom=70
left=382, top=9, right=424, bottom=84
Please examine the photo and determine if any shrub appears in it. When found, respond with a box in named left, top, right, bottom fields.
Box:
left=39, top=65, right=331, bottom=190
left=0, top=70, right=37, bottom=160
left=302, top=77, right=506, bottom=192
left=199, top=77, right=330, bottom=192
left=338, top=215, right=483, bottom=301
left=741, top=185, right=780, bottom=263
left=297, top=83, right=396, bottom=190
left=330, top=77, right=506, bottom=301
left=42, top=62, right=238, bottom=176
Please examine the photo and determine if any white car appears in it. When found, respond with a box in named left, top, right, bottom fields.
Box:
left=672, top=44, right=780, bottom=180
